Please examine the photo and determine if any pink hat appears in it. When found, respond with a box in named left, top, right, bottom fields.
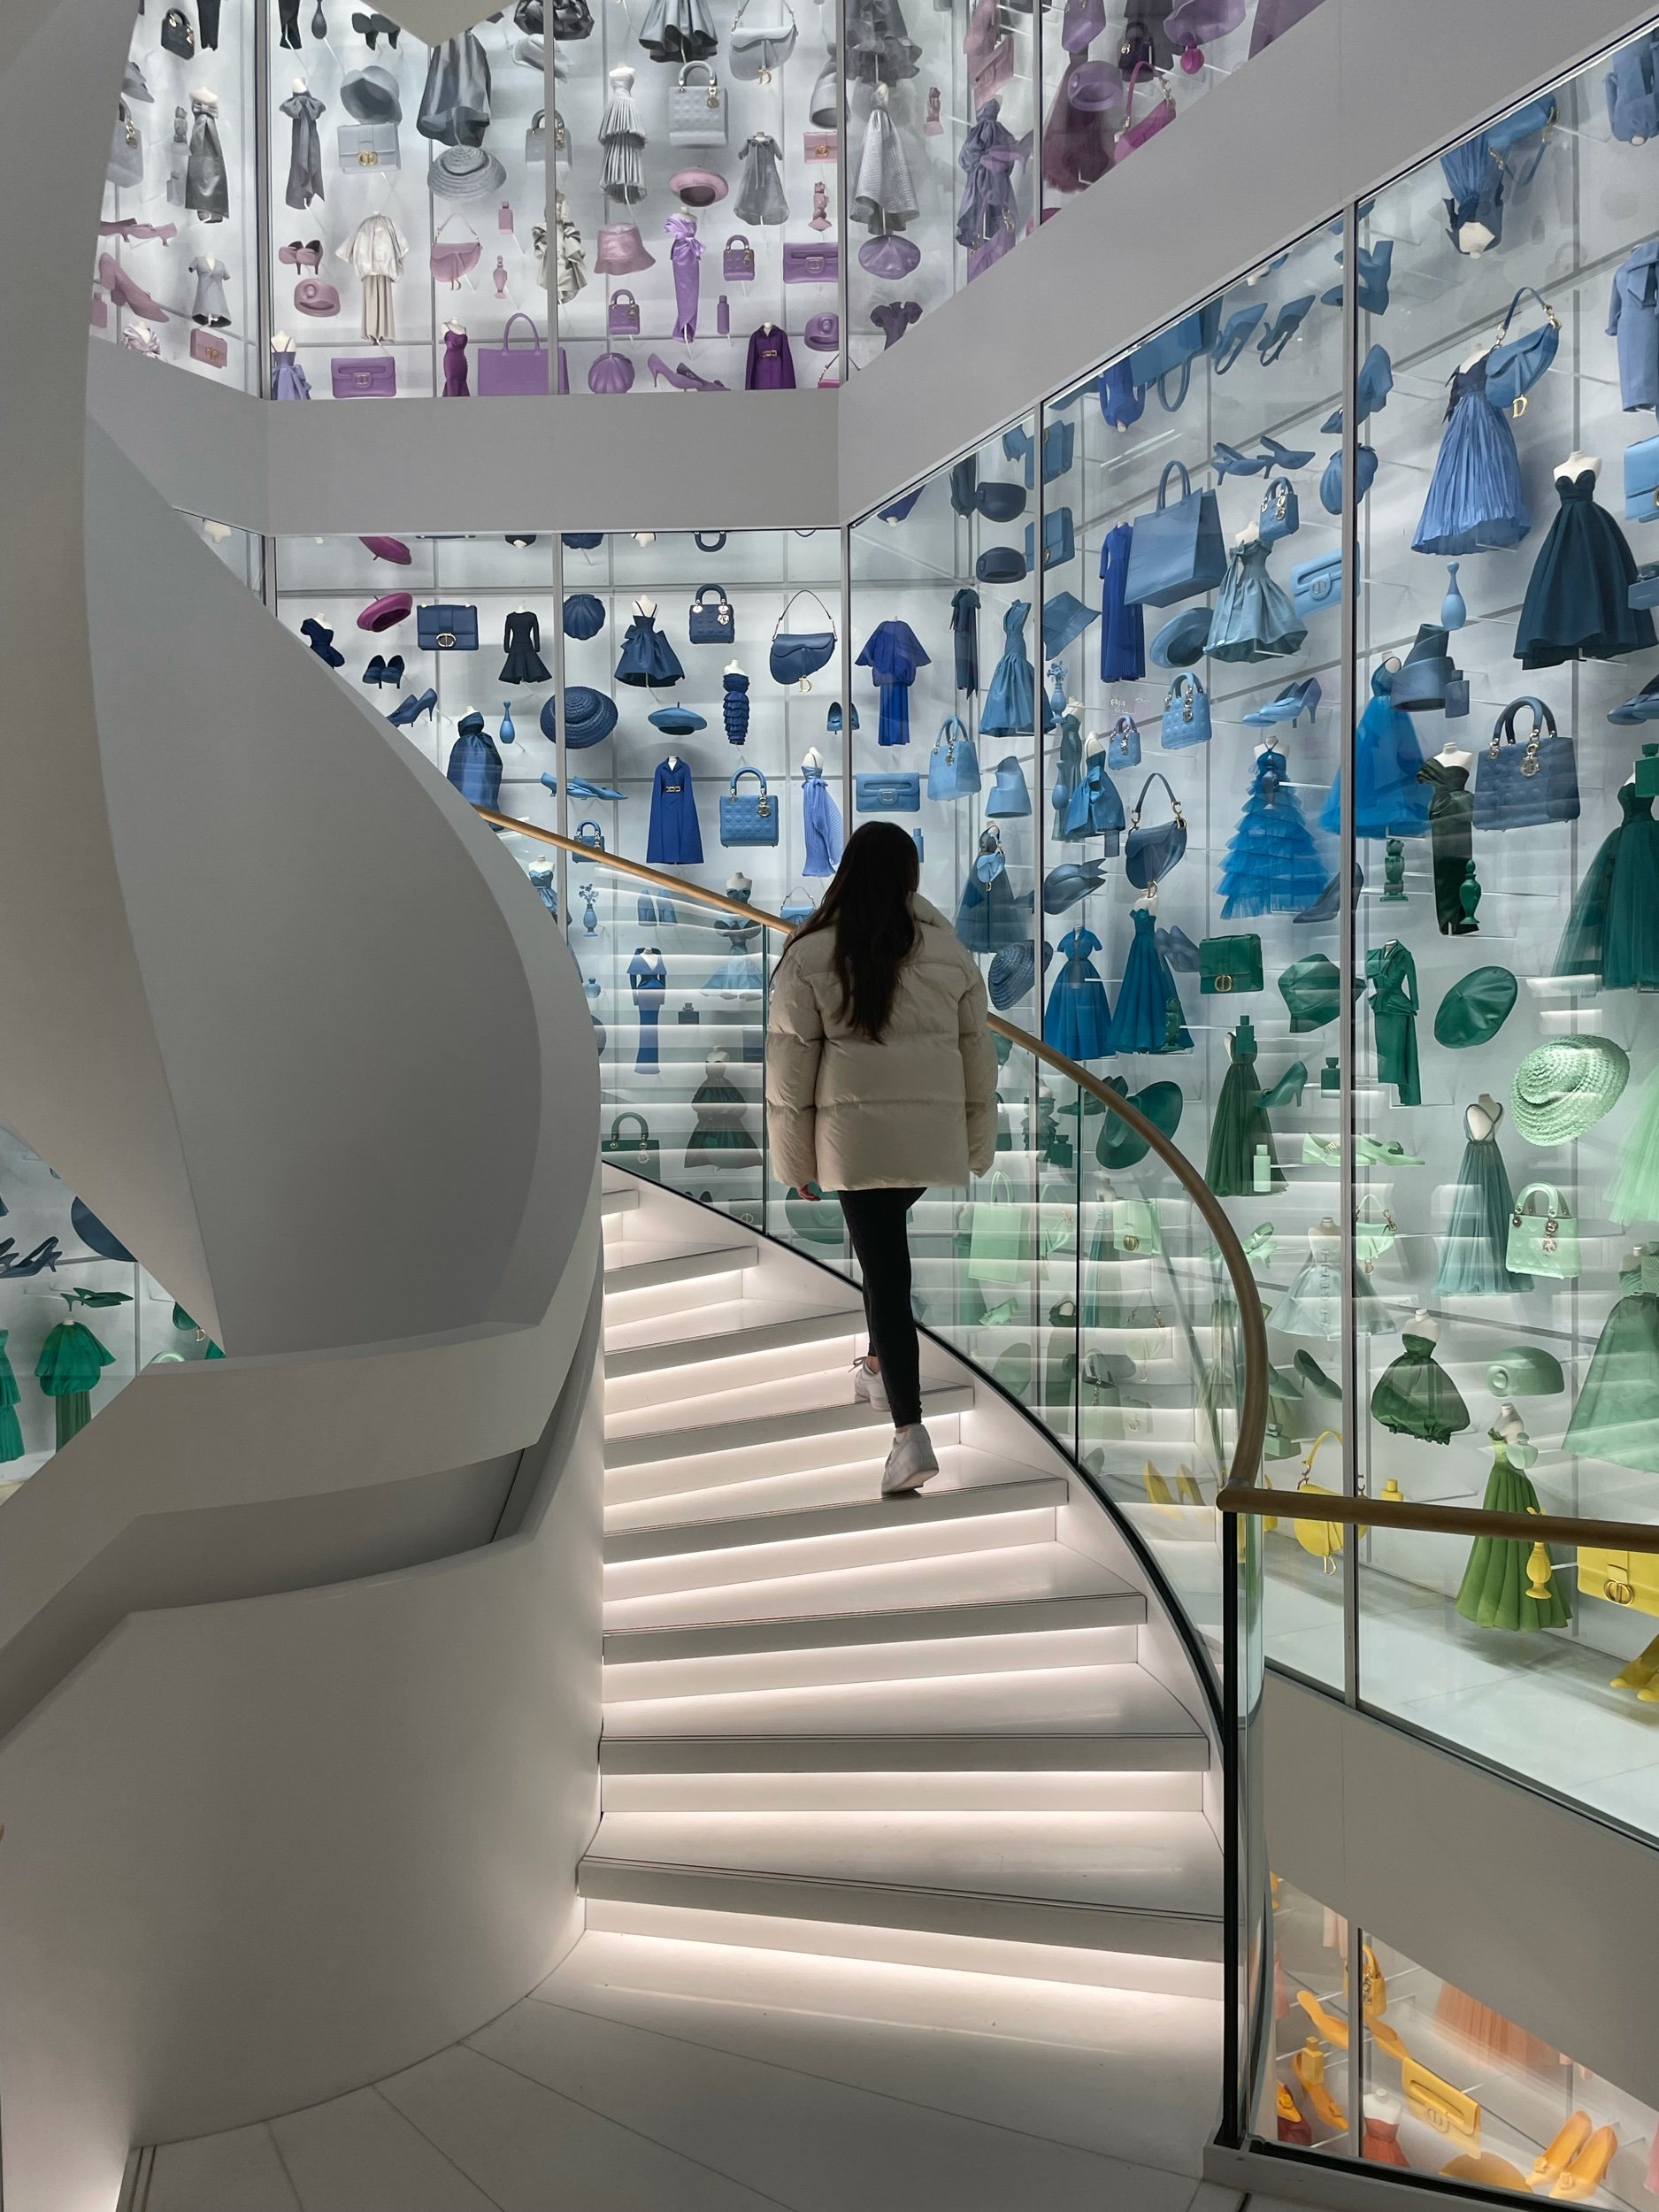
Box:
left=360, top=535, right=412, bottom=565
left=358, top=590, right=412, bottom=631
left=669, top=168, right=728, bottom=205
left=595, top=223, right=656, bottom=274
left=293, top=277, right=341, bottom=315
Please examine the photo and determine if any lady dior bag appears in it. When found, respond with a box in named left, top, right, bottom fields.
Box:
left=1472, top=695, right=1579, bottom=828
left=687, top=583, right=734, bottom=643
left=669, top=60, right=727, bottom=145
left=1506, top=1183, right=1579, bottom=1279
left=723, top=234, right=756, bottom=280
left=719, top=765, right=780, bottom=844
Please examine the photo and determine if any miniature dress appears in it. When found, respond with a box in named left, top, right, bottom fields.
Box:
left=1434, top=1100, right=1532, bottom=1297
left=1417, top=756, right=1476, bottom=934
left=442, top=326, right=470, bottom=396
left=722, top=670, right=750, bottom=743
left=1555, top=783, right=1659, bottom=989
left=1205, top=539, right=1306, bottom=663
left=1412, top=355, right=1527, bottom=556
left=1365, top=939, right=1421, bottom=1106
left=1216, top=747, right=1326, bottom=918
left=801, top=764, right=844, bottom=876
left=1514, top=470, right=1655, bottom=667
left=445, top=712, right=502, bottom=808
left=980, top=600, right=1035, bottom=736
left=1371, top=1333, right=1470, bottom=1445
left=615, top=603, right=685, bottom=687
left=684, top=1052, right=760, bottom=1170
left=646, top=756, right=703, bottom=864
left=1043, top=928, right=1114, bottom=1061
left=627, top=949, right=666, bottom=1069
left=956, top=99, right=1023, bottom=281
left=1205, top=1018, right=1283, bottom=1197
left=1270, top=1224, right=1389, bottom=1338
left=1109, top=905, right=1192, bottom=1055
left=1563, top=1253, right=1659, bottom=1471
left=500, top=610, right=549, bottom=683
left=1098, top=524, right=1144, bottom=682
left=1455, top=1428, right=1571, bottom=1630
left=856, top=619, right=931, bottom=746
left=735, top=133, right=789, bottom=226
left=1318, top=663, right=1428, bottom=838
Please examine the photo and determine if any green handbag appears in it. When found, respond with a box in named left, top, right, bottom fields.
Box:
left=1111, top=1196, right=1162, bottom=1255
left=1354, top=1193, right=1397, bottom=1275
left=1505, top=1182, right=1579, bottom=1279
left=601, top=1110, right=660, bottom=1179
left=968, top=1169, right=1030, bottom=1286
left=1199, top=933, right=1264, bottom=995
left=785, top=1181, right=844, bottom=1244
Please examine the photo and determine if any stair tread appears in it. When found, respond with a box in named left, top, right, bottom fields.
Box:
left=605, top=1385, right=973, bottom=1468
left=603, top=1543, right=1134, bottom=1636
left=605, top=1242, right=759, bottom=1292
left=605, top=1309, right=864, bottom=1379
left=581, top=1809, right=1220, bottom=1918
left=604, top=1476, right=1067, bottom=1559
left=605, top=1369, right=913, bottom=1440
left=603, top=1447, right=1018, bottom=1532
left=603, top=1662, right=1202, bottom=1743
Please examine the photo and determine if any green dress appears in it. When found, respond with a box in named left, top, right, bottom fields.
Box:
left=1205, top=1018, right=1283, bottom=1197
left=1609, top=1068, right=1659, bottom=1226
left=0, top=1331, right=24, bottom=1463
left=1371, top=1333, right=1469, bottom=1444
left=1555, top=785, right=1659, bottom=990
left=1563, top=1282, right=1659, bottom=1471
left=1365, top=940, right=1421, bottom=1105
left=35, top=1317, right=116, bottom=1449
left=1455, top=1432, right=1571, bottom=1632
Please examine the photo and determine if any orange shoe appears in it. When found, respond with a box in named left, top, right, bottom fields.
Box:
left=1529, top=2111, right=1592, bottom=2189
left=1293, top=2036, right=1348, bottom=2134
left=1551, top=2124, right=1617, bottom=2200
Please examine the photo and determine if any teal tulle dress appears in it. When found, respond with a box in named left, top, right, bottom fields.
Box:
left=1563, top=1254, right=1659, bottom=1471
left=1455, top=1430, right=1571, bottom=1631
left=1319, top=663, right=1429, bottom=839
left=683, top=1053, right=759, bottom=1172
left=1554, top=785, right=1659, bottom=989
left=1269, top=1224, right=1390, bottom=1338
left=1371, top=1333, right=1470, bottom=1444
left=1205, top=1017, right=1284, bottom=1196
left=1217, top=748, right=1327, bottom=918
left=1434, top=1102, right=1532, bottom=1297
left=1108, top=906, right=1192, bottom=1055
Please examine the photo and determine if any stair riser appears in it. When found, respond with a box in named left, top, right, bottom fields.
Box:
left=603, top=1311, right=864, bottom=1380
left=604, top=1386, right=974, bottom=1473
left=602, top=1732, right=1210, bottom=1776
left=603, top=1509, right=1059, bottom=1597
left=604, top=1338, right=864, bottom=1415
left=604, top=1612, right=1141, bottom=1679
left=580, top=1899, right=1225, bottom=2001
left=603, top=1625, right=1142, bottom=1701
left=602, top=1770, right=1206, bottom=1815
left=603, top=1417, right=969, bottom=1504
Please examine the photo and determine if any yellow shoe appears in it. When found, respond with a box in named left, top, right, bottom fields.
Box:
left=1529, top=2111, right=1592, bottom=2189
left=1551, top=2124, right=1617, bottom=2200
left=1295, top=1988, right=1348, bottom=2050
left=1176, top=1465, right=1208, bottom=1508
left=1143, top=1462, right=1181, bottom=1518
left=1293, top=2036, right=1348, bottom=2134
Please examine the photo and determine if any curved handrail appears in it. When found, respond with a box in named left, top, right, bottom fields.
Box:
left=479, top=803, right=1271, bottom=1509
left=1217, top=1486, right=1659, bottom=1552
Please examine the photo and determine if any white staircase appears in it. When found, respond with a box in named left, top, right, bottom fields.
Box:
left=134, top=1173, right=1228, bottom=2210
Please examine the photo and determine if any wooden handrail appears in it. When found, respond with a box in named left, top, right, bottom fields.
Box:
left=1217, top=1485, right=1659, bottom=1554
left=478, top=803, right=1271, bottom=1510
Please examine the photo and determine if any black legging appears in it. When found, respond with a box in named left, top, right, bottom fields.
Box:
left=838, top=1187, right=926, bottom=1429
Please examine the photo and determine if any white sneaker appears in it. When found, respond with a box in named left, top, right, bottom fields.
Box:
left=881, top=1425, right=939, bottom=1495
left=852, top=1356, right=889, bottom=1411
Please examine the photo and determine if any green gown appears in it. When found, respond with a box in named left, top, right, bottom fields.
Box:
left=1609, top=1068, right=1659, bottom=1226
left=1563, top=1282, right=1659, bottom=1471
left=35, top=1317, right=116, bottom=1449
left=1455, top=1432, right=1571, bottom=1632
left=1204, top=1018, right=1283, bottom=1197
left=1371, top=1333, right=1469, bottom=1444
left=1555, top=785, right=1659, bottom=989
left=0, top=1331, right=23, bottom=1462
left=1364, top=940, right=1421, bottom=1105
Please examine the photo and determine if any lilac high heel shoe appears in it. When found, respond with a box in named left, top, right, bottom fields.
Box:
left=98, top=253, right=170, bottom=322
left=648, top=353, right=727, bottom=391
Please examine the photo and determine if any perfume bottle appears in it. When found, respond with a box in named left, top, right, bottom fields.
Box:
left=499, top=701, right=516, bottom=745
left=1440, top=560, right=1466, bottom=630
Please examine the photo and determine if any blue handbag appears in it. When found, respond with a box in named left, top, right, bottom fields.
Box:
left=1624, top=434, right=1659, bottom=524
left=417, top=602, right=479, bottom=650
left=719, top=765, right=780, bottom=844
left=1161, top=672, right=1210, bottom=750
left=927, top=716, right=981, bottom=798
left=1292, top=551, right=1342, bottom=620
left=1125, top=301, right=1220, bottom=410
left=855, top=772, right=921, bottom=812
left=1042, top=417, right=1074, bottom=482
left=1025, top=507, right=1076, bottom=569
left=1105, top=714, right=1141, bottom=769
left=1124, top=461, right=1226, bottom=608
left=769, top=591, right=837, bottom=687
left=1472, top=696, right=1578, bottom=830
left=687, top=583, right=735, bottom=642
left=1485, top=286, right=1560, bottom=412
left=1259, top=474, right=1299, bottom=545
left=1609, top=32, right=1659, bottom=142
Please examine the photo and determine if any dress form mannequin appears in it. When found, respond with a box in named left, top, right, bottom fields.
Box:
left=802, top=744, right=824, bottom=773
left=1408, top=1307, right=1438, bottom=1344
left=1437, top=735, right=1472, bottom=769
left=1556, top=448, right=1601, bottom=480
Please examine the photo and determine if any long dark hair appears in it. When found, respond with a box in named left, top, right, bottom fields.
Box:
left=787, top=821, right=920, bottom=1041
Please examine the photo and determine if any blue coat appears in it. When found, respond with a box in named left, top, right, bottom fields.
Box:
left=646, top=756, right=704, bottom=864
left=1609, top=240, right=1659, bottom=412
left=856, top=619, right=931, bottom=747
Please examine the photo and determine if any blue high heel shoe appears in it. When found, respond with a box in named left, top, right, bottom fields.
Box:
left=1322, top=342, right=1393, bottom=432
left=1294, top=862, right=1363, bottom=924
left=1245, top=677, right=1322, bottom=727
left=388, top=687, right=438, bottom=726
left=540, top=770, right=558, bottom=797
left=1259, top=434, right=1316, bottom=471
left=1211, top=301, right=1265, bottom=374
left=0, top=1236, right=60, bottom=1279
left=362, top=653, right=388, bottom=687
left=1321, top=238, right=1393, bottom=317
left=569, top=777, right=626, bottom=803
left=1257, top=294, right=1316, bottom=364
left=1213, top=442, right=1271, bottom=479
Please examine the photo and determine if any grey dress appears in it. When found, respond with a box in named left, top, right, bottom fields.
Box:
left=734, top=133, right=788, bottom=226
left=186, top=99, right=229, bottom=222
left=852, top=100, right=918, bottom=231
left=280, top=89, right=325, bottom=211
left=188, top=254, right=231, bottom=324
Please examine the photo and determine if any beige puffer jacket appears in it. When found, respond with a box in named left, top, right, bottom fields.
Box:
left=766, top=897, right=999, bottom=1192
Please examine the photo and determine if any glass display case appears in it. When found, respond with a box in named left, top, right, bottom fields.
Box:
left=1268, top=1873, right=1656, bottom=2204
left=96, top=0, right=260, bottom=388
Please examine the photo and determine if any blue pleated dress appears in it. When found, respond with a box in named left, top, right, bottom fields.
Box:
left=981, top=601, right=1036, bottom=737
left=616, top=607, right=686, bottom=687
left=1044, top=928, right=1114, bottom=1060
left=1206, top=540, right=1307, bottom=662
left=1413, top=357, right=1527, bottom=556
left=1109, top=906, right=1192, bottom=1055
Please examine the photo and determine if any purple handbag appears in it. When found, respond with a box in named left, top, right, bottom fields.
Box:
left=1060, top=0, right=1107, bottom=50
left=723, top=233, right=756, bottom=280
left=331, top=354, right=397, bottom=397
left=608, top=287, right=641, bottom=336
left=782, top=241, right=836, bottom=283
left=476, top=312, right=549, bottom=396
left=588, top=349, right=635, bottom=394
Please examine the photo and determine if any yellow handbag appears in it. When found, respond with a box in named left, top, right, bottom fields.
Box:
left=1294, top=1429, right=1343, bottom=1566
left=1402, top=2055, right=1481, bottom=2150
left=1577, top=1546, right=1659, bottom=1618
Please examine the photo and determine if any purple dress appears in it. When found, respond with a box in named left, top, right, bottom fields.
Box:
left=856, top=619, right=931, bottom=746
left=665, top=213, right=703, bottom=344
left=745, top=325, right=796, bottom=389
left=442, top=327, right=469, bottom=396
left=956, top=99, right=1025, bottom=282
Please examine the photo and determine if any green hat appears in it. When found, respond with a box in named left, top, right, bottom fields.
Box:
left=1433, top=965, right=1517, bottom=1049
left=1510, top=1034, right=1629, bottom=1143
left=1277, top=955, right=1363, bottom=1033
left=1094, top=1079, right=1184, bottom=1170
left=1485, top=1345, right=1566, bottom=1397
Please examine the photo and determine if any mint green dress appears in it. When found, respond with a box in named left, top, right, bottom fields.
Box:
left=1563, top=1271, right=1659, bottom=1471
left=0, top=1331, right=23, bottom=1462
left=1455, top=1432, right=1571, bottom=1632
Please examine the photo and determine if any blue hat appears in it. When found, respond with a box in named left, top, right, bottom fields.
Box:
left=826, top=701, right=861, bottom=733
left=1042, top=859, right=1108, bottom=913
left=543, top=687, right=618, bottom=748
left=985, top=756, right=1032, bottom=818
left=649, top=706, right=707, bottom=735
left=1150, top=608, right=1211, bottom=667
left=563, top=593, right=605, bottom=640
left=1041, top=590, right=1099, bottom=656
left=987, top=941, right=1034, bottom=1008
left=1608, top=676, right=1659, bottom=724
